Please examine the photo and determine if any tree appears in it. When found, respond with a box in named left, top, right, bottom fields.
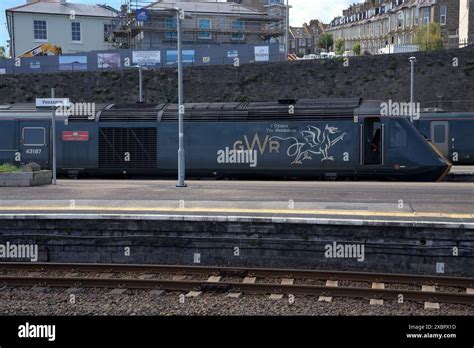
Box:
left=318, top=33, right=334, bottom=52
left=415, top=23, right=443, bottom=51
left=0, top=47, right=6, bottom=59
left=353, top=42, right=361, bottom=56
left=335, top=39, right=345, bottom=55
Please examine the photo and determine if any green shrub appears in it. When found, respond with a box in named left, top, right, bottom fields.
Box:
left=0, top=162, right=41, bottom=173
left=0, top=163, right=19, bottom=173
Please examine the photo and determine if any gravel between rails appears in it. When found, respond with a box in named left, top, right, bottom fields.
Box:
left=0, top=287, right=472, bottom=316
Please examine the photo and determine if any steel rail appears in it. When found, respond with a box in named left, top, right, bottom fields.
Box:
left=1, top=262, right=473, bottom=288
left=0, top=275, right=473, bottom=306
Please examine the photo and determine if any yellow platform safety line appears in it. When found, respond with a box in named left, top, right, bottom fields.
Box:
left=0, top=205, right=472, bottom=220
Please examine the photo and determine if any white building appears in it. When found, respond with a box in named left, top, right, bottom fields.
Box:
left=6, top=0, right=118, bottom=58
left=459, top=0, right=474, bottom=46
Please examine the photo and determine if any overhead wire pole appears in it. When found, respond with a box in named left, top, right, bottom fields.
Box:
left=409, top=56, right=416, bottom=123
left=51, top=88, right=57, bottom=185
left=285, top=0, right=289, bottom=57
left=176, top=7, right=186, bottom=187
left=138, top=65, right=143, bottom=102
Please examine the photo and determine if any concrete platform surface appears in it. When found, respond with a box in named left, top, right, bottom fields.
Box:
left=0, top=179, right=473, bottom=225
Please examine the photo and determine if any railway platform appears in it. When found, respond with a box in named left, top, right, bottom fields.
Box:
left=0, top=179, right=472, bottom=223
left=447, top=166, right=474, bottom=182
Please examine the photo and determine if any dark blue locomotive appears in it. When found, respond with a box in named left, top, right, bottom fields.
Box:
left=0, top=98, right=451, bottom=181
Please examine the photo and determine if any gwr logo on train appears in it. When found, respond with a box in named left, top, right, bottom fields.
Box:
left=217, top=124, right=350, bottom=167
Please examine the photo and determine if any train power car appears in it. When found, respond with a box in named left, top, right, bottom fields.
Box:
left=0, top=98, right=450, bottom=181
left=416, top=111, right=474, bottom=165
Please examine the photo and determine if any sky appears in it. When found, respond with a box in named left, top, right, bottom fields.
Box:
left=0, top=0, right=358, bottom=53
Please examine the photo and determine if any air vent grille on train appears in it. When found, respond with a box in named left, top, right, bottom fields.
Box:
left=99, top=110, right=158, bottom=122
left=99, top=128, right=157, bottom=169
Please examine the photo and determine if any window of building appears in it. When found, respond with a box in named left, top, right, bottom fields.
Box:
left=34, top=20, right=47, bottom=41
left=397, top=11, right=404, bottom=29
left=71, top=22, right=81, bottom=42
left=198, top=19, right=212, bottom=39
left=405, top=8, right=411, bottom=28
left=232, top=20, right=245, bottom=40
left=103, top=23, right=113, bottom=42
left=391, top=14, right=396, bottom=31
left=423, top=7, right=430, bottom=24
left=165, top=17, right=177, bottom=39
left=440, top=5, right=447, bottom=26
left=414, top=7, right=419, bottom=26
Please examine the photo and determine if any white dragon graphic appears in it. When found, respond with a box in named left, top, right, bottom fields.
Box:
left=271, top=125, right=348, bottom=165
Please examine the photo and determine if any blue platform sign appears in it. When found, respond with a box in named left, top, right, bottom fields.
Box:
left=136, top=8, right=149, bottom=22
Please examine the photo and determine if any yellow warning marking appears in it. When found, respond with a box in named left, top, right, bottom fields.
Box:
left=0, top=206, right=472, bottom=220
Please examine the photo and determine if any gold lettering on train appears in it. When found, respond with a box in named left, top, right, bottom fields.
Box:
left=233, top=133, right=279, bottom=155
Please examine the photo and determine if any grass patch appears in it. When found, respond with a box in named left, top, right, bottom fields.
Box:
left=0, top=163, right=19, bottom=173
left=0, top=162, right=42, bottom=173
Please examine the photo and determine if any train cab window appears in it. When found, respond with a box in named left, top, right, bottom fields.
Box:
left=23, top=128, right=46, bottom=146
left=433, top=125, right=446, bottom=143
left=389, top=120, right=407, bottom=148
left=364, top=117, right=382, bottom=165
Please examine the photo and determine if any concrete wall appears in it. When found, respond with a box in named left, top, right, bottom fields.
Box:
left=0, top=216, right=472, bottom=276
left=1, top=47, right=473, bottom=109
left=10, top=12, right=114, bottom=57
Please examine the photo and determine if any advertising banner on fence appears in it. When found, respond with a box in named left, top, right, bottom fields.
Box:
left=59, top=56, right=88, bottom=71
left=254, top=46, right=269, bottom=62
left=0, top=68, right=6, bottom=75
left=227, top=50, right=238, bottom=58
left=132, top=51, right=161, bottom=66
left=30, top=61, right=41, bottom=70
left=166, top=50, right=195, bottom=65
left=98, top=53, right=121, bottom=69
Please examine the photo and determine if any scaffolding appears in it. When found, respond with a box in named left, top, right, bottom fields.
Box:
left=107, top=0, right=284, bottom=49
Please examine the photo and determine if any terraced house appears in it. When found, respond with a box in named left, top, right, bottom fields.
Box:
left=326, top=0, right=463, bottom=54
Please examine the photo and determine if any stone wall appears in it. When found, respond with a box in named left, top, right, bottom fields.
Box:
left=0, top=217, right=471, bottom=276
left=1, top=47, right=474, bottom=110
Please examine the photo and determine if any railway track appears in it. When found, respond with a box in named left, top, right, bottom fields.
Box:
left=1, top=262, right=473, bottom=306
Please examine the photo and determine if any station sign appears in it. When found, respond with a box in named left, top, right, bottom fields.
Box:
left=36, top=98, right=70, bottom=108
left=62, top=131, right=89, bottom=142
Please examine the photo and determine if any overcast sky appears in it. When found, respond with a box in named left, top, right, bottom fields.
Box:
left=1, top=0, right=360, bottom=52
